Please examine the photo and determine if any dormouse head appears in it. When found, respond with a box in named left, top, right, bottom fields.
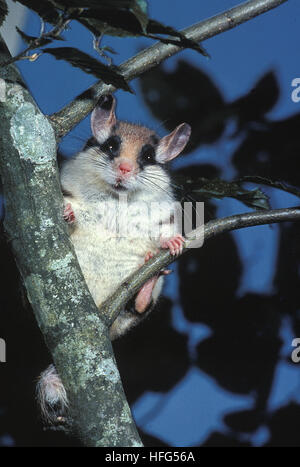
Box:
left=88, top=94, right=191, bottom=195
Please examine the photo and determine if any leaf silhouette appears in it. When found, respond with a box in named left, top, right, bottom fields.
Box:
left=231, top=71, right=280, bottom=131
left=43, top=47, right=133, bottom=93
left=72, top=9, right=207, bottom=55
left=182, top=177, right=270, bottom=210
left=232, top=113, right=300, bottom=187
left=54, top=0, right=149, bottom=32
left=140, top=60, right=226, bottom=149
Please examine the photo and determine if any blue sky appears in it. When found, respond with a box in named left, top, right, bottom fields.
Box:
left=15, top=0, right=300, bottom=446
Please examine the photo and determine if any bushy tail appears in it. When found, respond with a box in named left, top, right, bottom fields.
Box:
left=36, top=364, right=68, bottom=426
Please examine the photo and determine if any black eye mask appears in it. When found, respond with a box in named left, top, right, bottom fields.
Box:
left=100, top=135, right=121, bottom=159
left=139, top=144, right=156, bottom=168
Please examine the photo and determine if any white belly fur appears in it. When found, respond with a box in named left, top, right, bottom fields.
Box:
left=68, top=197, right=160, bottom=308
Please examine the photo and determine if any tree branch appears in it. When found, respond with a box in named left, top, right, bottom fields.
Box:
left=50, top=0, right=288, bottom=140
left=100, top=207, right=300, bottom=326
left=0, top=36, right=142, bottom=447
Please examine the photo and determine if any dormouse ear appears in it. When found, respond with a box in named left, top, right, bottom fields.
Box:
left=91, top=94, right=117, bottom=143
left=156, top=123, right=191, bottom=163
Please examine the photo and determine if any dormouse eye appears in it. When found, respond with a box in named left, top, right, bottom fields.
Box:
left=100, top=135, right=121, bottom=159
left=140, top=144, right=156, bottom=166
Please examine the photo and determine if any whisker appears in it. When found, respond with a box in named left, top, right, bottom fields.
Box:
left=143, top=172, right=182, bottom=193
left=139, top=172, right=199, bottom=231
left=139, top=174, right=172, bottom=199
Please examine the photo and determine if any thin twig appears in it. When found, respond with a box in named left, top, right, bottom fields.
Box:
left=0, top=16, right=70, bottom=68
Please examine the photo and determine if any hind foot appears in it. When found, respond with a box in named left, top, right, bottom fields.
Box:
left=135, top=251, right=172, bottom=313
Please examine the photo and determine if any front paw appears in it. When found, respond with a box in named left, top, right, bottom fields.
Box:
left=63, top=203, right=76, bottom=224
left=160, top=234, right=185, bottom=256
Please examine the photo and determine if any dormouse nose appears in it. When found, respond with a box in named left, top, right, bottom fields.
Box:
left=118, top=161, right=133, bottom=174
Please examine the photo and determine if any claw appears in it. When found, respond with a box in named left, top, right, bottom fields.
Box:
left=160, top=234, right=185, bottom=256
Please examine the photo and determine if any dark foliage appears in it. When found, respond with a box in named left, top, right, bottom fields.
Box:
left=0, top=0, right=8, bottom=27
left=7, top=0, right=207, bottom=88
left=140, top=60, right=226, bottom=148
left=113, top=298, right=189, bottom=403
left=4, top=0, right=208, bottom=92
left=232, top=113, right=300, bottom=188
left=176, top=176, right=270, bottom=211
